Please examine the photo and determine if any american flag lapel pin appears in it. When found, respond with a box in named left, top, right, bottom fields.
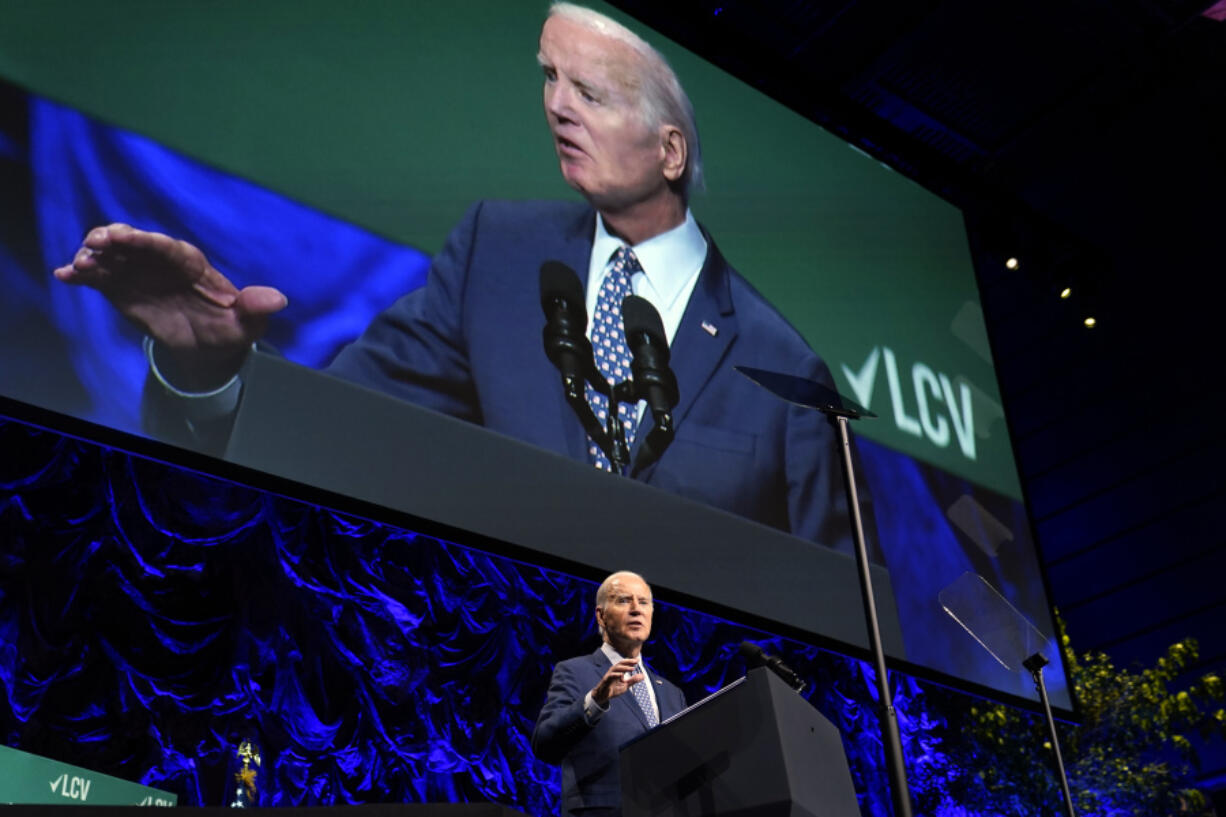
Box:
left=701, top=320, right=718, bottom=337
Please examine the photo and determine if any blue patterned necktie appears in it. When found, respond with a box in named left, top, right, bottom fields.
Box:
left=630, top=664, right=659, bottom=727
left=586, top=246, right=641, bottom=471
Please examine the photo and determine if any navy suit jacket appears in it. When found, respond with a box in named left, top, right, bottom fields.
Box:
left=328, top=199, right=851, bottom=550
left=531, top=648, right=686, bottom=814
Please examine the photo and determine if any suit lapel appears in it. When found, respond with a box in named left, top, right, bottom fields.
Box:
left=631, top=232, right=738, bottom=478
left=654, top=677, right=681, bottom=721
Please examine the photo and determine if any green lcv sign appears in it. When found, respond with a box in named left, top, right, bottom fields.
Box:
left=0, top=744, right=177, bottom=806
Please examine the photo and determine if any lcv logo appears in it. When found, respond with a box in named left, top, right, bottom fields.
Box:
left=137, top=795, right=175, bottom=806
left=842, top=347, right=976, bottom=460
left=49, top=772, right=92, bottom=801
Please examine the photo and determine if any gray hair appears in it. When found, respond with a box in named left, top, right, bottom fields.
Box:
left=547, top=2, right=705, bottom=200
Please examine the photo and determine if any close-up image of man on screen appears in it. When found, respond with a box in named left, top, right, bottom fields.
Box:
left=52, top=3, right=854, bottom=553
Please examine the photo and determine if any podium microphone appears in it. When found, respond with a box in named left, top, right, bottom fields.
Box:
left=739, top=641, right=806, bottom=693
left=622, top=295, right=678, bottom=471
left=540, top=261, right=597, bottom=401
left=540, top=261, right=627, bottom=467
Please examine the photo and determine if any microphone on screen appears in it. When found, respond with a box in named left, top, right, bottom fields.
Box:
left=540, top=260, right=598, bottom=401
left=622, top=294, right=678, bottom=472
left=540, top=261, right=625, bottom=467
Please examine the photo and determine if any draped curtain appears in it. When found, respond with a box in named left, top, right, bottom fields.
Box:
left=0, top=415, right=970, bottom=815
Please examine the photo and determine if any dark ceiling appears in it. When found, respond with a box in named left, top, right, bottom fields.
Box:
left=618, top=0, right=1226, bottom=787
left=620, top=0, right=1224, bottom=273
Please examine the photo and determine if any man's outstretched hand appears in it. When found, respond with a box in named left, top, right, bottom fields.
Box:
left=54, top=223, right=288, bottom=390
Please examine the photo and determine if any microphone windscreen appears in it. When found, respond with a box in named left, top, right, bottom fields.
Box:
left=540, top=261, right=585, bottom=309
left=622, top=294, right=667, bottom=345
left=739, top=641, right=766, bottom=666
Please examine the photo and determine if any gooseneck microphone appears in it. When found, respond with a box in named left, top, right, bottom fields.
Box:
left=540, top=261, right=628, bottom=468
left=622, top=295, right=678, bottom=471
left=540, top=261, right=597, bottom=402
left=739, top=641, right=806, bottom=693
left=622, top=295, right=679, bottom=428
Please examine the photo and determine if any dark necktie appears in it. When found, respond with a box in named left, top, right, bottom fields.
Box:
left=586, top=246, right=641, bottom=471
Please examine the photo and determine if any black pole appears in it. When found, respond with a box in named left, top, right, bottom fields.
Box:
left=834, top=415, right=913, bottom=817
left=1023, top=653, right=1076, bottom=817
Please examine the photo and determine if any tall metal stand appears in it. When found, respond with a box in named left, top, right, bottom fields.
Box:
left=1023, top=653, right=1077, bottom=817
left=734, top=365, right=912, bottom=817
left=833, top=414, right=913, bottom=817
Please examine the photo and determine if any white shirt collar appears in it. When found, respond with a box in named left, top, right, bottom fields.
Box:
left=601, top=641, right=646, bottom=674
left=589, top=209, right=707, bottom=315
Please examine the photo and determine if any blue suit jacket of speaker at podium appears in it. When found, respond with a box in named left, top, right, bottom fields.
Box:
left=531, top=648, right=687, bottom=813
left=328, top=198, right=849, bottom=549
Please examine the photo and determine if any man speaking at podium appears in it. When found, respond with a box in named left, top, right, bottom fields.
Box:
left=533, top=571, right=685, bottom=817
left=54, top=4, right=852, bottom=551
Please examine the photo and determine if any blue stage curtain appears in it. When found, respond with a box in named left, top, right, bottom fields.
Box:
left=0, top=415, right=975, bottom=815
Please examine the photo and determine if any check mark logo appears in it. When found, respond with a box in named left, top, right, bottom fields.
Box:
left=841, top=347, right=879, bottom=410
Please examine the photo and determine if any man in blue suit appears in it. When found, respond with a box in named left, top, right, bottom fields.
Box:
left=533, top=570, right=686, bottom=817
left=54, top=3, right=851, bottom=549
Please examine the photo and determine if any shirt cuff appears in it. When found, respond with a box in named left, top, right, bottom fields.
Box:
left=582, top=690, right=609, bottom=725
left=144, top=335, right=245, bottom=422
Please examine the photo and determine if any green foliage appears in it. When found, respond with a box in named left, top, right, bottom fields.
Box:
left=949, top=617, right=1226, bottom=816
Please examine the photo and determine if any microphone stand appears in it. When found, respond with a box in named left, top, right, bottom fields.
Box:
left=734, top=365, right=913, bottom=817
left=556, top=369, right=635, bottom=474
left=604, top=379, right=633, bottom=473
left=593, top=376, right=672, bottom=476
left=564, top=374, right=621, bottom=467
left=559, top=373, right=613, bottom=455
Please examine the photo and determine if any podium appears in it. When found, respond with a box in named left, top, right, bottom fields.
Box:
left=620, top=668, right=859, bottom=817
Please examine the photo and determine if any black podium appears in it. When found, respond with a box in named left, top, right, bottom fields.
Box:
left=620, top=668, right=859, bottom=817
